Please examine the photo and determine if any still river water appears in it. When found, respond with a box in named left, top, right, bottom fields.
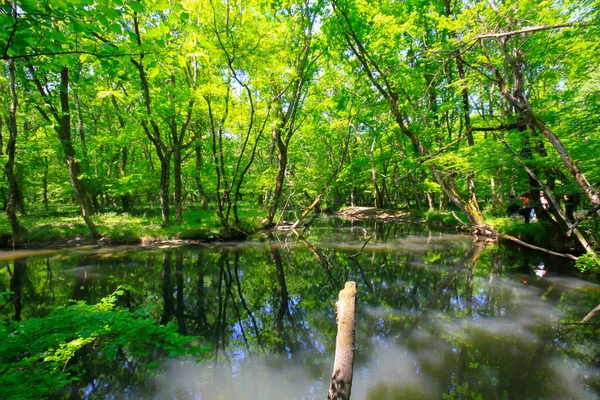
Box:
left=2, top=216, right=600, bottom=399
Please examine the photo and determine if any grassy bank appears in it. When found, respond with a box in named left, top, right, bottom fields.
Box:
left=0, top=205, right=267, bottom=248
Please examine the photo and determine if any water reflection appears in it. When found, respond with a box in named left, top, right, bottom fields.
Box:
left=1, top=219, right=599, bottom=399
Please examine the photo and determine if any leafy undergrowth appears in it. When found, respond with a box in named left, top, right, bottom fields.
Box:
left=0, top=205, right=266, bottom=248
left=423, top=210, right=469, bottom=228
left=0, top=289, right=208, bottom=400
left=489, top=216, right=553, bottom=244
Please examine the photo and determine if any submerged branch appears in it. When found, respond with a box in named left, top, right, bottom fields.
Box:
left=499, top=233, right=577, bottom=260
left=349, top=235, right=373, bottom=258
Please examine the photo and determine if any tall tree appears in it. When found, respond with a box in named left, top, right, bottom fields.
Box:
left=329, top=0, right=489, bottom=229
left=4, top=45, right=20, bottom=245
left=126, top=2, right=196, bottom=224
left=265, top=0, right=320, bottom=226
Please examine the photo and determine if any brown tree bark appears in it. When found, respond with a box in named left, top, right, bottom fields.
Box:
left=58, top=68, right=99, bottom=237
left=157, top=155, right=171, bottom=223
left=43, top=155, right=49, bottom=212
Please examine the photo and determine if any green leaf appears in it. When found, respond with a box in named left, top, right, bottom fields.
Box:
left=129, top=1, right=144, bottom=13
left=105, top=344, right=118, bottom=361
left=110, top=23, right=122, bottom=35
left=155, top=0, right=170, bottom=11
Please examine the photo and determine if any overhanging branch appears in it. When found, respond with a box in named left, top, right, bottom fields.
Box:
left=471, top=22, right=583, bottom=41
left=471, top=121, right=525, bottom=131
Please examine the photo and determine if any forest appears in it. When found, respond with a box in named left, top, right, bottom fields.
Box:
left=2, top=1, right=600, bottom=398
left=1, top=0, right=599, bottom=262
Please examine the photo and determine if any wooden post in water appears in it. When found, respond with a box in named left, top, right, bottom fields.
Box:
left=328, top=281, right=357, bottom=400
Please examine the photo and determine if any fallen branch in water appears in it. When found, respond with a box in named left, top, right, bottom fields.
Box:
left=557, top=302, right=600, bottom=344
left=498, top=233, right=578, bottom=260
left=580, top=303, right=600, bottom=324
left=349, top=235, right=373, bottom=258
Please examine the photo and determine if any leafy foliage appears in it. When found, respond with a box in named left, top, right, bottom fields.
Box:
left=1, top=0, right=599, bottom=258
left=0, top=289, right=208, bottom=400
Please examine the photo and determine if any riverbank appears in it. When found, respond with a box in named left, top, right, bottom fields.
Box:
left=0, top=207, right=265, bottom=249
left=335, top=206, right=589, bottom=264
left=0, top=206, right=497, bottom=249
left=0, top=205, right=588, bottom=261
left=336, top=206, right=469, bottom=230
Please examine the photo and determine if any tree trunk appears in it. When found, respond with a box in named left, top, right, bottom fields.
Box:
left=328, top=281, right=357, bottom=400
left=29, top=64, right=99, bottom=235
left=174, top=146, right=183, bottom=223
left=43, top=156, right=49, bottom=212
left=194, top=145, right=209, bottom=209
left=267, top=125, right=287, bottom=226
left=119, top=147, right=133, bottom=213
left=73, top=91, right=88, bottom=159
left=392, top=90, right=486, bottom=227
left=372, top=166, right=383, bottom=208
left=531, top=117, right=600, bottom=213
left=430, top=165, right=487, bottom=227
left=57, top=68, right=98, bottom=238
left=491, top=41, right=600, bottom=216
left=159, top=156, right=171, bottom=224
left=4, top=57, right=20, bottom=246
left=0, top=117, right=3, bottom=156
left=110, top=96, right=133, bottom=214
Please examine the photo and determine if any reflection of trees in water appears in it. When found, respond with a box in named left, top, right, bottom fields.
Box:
left=160, top=252, right=173, bottom=326
left=232, top=251, right=264, bottom=352
left=272, top=242, right=289, bottom=337
left=2, top=231, right=599, bottom=398
left=8, top=258, right=26, bottom=321
left=72, top=257, right=93, bottom=302
left=195, top=254, right=209, bottom=331
left=214, top=252, right=228, bottom=361
left=175, top=253, right=186, bottom=334
left=155, top=251, right=187, bottom=334
left=224, top=251, right=252, bottom=353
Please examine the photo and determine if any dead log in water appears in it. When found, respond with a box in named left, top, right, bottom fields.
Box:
left=328, top=281, right=357, bottom=400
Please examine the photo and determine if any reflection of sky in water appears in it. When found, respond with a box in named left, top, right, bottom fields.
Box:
left=159, top=329, right=597, bottom=399
left=155, top=272, right=599, bottom=399
left=2, top=218, right=599, bottom=399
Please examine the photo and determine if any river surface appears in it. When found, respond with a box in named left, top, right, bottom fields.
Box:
left=2, top=217, right=600, bottom=399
